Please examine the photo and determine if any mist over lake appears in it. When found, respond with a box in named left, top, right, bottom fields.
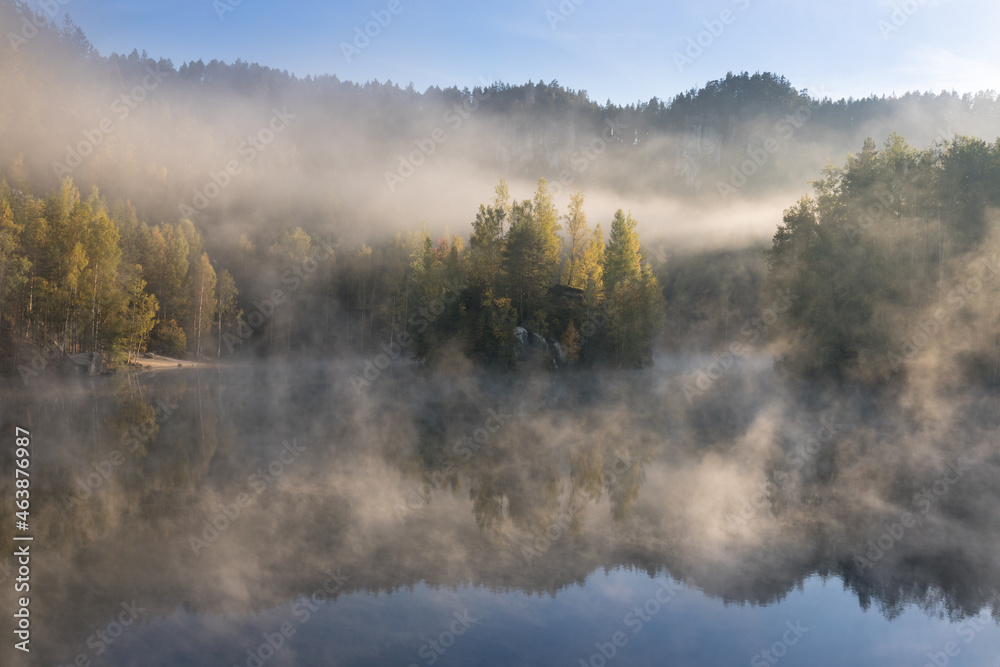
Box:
left=3, top=1, right=1000, bottom=665
left=2, top=357, right=999, bottom=666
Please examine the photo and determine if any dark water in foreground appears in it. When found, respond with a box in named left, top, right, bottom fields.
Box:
left=1, top=359, right=999, bottom=666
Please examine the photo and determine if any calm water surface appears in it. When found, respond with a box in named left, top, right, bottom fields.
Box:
left=1, top=360, right=998, bottom=666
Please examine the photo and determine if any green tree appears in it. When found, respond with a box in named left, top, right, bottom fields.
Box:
left=603, top=209, right=642, bottom=290
left=272, top=227, right=313, bottom=350
left=115, top=265, right=158, bottom=363
left=215, top=269, right=241, bottom=358
left=561, top=191, right=589, bottom=288
left=493, top=179, right=511, bottom=220
left=79, top=191, right=122, bottom=350
left=154, top=223, right=190, bottom=325
left=502, top=201, right=538, bottom=322
left=607, top=265, right=663, bottom=368
left=581, top=223, right=605, bottom=310
left=152, top=318, right=187, bottom=356
left=531, top=178, right=562, bottom=285
left=0, top=182, right=30, bottom=362
left=469, top=204, right=506, bottom=294
left=560, top=320, right=581, bottom=364
left=190, top=252, right=217, bottom=358
left=474, top=297, right=518, bottom=370
left=501, top=183, right=563, bottom=326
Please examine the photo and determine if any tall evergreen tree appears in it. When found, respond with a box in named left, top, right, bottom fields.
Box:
left=215, top=269, right=241, bottom=358
left=469, top=204, right=506, bottom=294
left=603, top=209, right=642, bottom=290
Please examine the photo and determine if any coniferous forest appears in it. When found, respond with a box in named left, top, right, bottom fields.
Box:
left=2, top=0, right=1000, bottom=391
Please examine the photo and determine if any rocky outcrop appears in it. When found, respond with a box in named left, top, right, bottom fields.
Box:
left=62, top=351, right=104, bottom=376
left=514, top=327, right=567, bottom=369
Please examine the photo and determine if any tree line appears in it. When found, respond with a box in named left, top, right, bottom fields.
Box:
left=0, top=176, right=242, bottom=375
left=7, top=133, right=1000, bottom=386
left=4, top=0, right=1000, bottom=221
left=233, top=178, right=665, bottom=372
left=765, top=134, right=1000, bottom=385
left=0, top=173, right=665, bottom=376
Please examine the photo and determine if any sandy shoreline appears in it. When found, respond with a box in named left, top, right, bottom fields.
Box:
left=131, top=354, right=211, bottom=371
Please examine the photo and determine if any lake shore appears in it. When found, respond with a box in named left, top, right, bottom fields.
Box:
left=134, top=353, right=211, bottom=372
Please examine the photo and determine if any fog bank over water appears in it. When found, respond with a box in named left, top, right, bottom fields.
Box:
left=3, top=5, right=1000, bottom=665
left=1, top=356, right=998, bottom=664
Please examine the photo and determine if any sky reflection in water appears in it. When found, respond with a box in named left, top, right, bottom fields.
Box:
left=2, top=360, right=999, bottom=666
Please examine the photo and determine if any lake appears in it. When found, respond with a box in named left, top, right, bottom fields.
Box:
left=2, top=359, right=999, bottom=666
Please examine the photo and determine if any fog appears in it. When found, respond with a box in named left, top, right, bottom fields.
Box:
left=2, top=353, right=999, bottom=664
left=3, top=8, right=1000, bottom=259
left=3, top=4, right=1000, bottom=665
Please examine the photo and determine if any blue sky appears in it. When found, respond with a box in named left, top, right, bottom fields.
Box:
left=33, top=0, right=1000, bottom=105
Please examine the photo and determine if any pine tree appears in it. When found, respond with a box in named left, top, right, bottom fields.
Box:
left=501, top=200, right=537, bottom=322
left=499, top=181, right=564, bottom=325
left=603, top=209, right=642, bottom=290
left=215, top=269, right=241, bottom=358
left=469, top=204, right=505, bottom=294
left=273, top=227, right=313, bottom=349
left=606, top=265, right=663, bottom=368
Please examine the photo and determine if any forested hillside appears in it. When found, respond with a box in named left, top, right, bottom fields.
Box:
left=765, top=134, right=1000, bottom=387
left=4, top=0, right=1000, bottom=223
left=3, top=0, right=1000, bottom=387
